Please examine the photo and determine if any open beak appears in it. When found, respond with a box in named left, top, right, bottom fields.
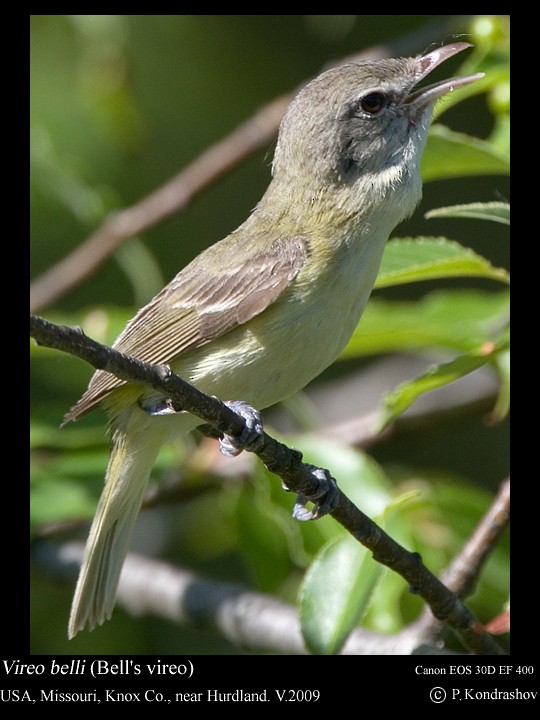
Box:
left=406, top=42, right=484, bottom=112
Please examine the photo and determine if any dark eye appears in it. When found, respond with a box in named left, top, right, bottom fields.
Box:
left=360, top=92, right=385, bottom=114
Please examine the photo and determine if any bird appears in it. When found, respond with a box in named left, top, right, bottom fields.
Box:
left=64, top=42, right=482, bottom=637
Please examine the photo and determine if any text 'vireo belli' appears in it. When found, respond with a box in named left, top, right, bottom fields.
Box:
left=64, top=42, right=482, bottom=637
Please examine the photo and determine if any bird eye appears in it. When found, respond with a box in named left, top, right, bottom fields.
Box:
left=360, top=92, right=385, bottom=114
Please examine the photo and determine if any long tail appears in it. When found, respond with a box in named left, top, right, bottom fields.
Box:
left=68, top=411, right=163, bottom=638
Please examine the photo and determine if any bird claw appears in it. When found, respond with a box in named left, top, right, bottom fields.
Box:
left=291, top=466, right=339, bottom=521
left=219, top=401, right=265, bottom=457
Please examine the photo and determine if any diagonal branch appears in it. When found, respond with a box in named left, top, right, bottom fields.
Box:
left=30, top=313, right=505, bottom=654
left=29, top=95, right=288, bottom=314
left=403, top=478, right=510, bottom=648
left=442, top=476, right=510, bottom=598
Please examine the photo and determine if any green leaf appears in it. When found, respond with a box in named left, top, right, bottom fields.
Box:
left=425, top=201, right=510, bottom=225
left=491, top=348, right=510, bottom=423
left=231, top=470, right=308, bottom=590
left=299, top=533, right=385, bottom=654
left=296, top=441, right=397, bottom=654
left=342, top=289, right=510, bottom=358
left=379, top=337, right=509, bottom=428
left=422, top=125, right=509, bottom=181
left=432, top=64, right=510, bottom=121
left=374, top=237, right=509, bottom=288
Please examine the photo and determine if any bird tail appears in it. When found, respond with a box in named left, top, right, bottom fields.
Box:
left=68, top=411, right=163, bottom=638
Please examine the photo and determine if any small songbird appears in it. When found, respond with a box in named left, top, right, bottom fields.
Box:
left=64, top=42, right=482, bottom=637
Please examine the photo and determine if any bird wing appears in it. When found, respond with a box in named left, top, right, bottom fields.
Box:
left=64, top=234, right=309, bottom=421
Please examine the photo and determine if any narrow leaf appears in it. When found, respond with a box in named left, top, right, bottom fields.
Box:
left=490, top=348, right=510, bottom=423
left=425, top=202, right=510, bottom=225
left=380, top=338, right=509, bottom=429
left=375, top=237, right=509, bottom=288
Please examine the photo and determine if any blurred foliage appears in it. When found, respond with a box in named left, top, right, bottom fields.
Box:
left=30, top=14, right=509, bottom=655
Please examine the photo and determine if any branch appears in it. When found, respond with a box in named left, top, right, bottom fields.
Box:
left=29, top=95, right=288, bottom=313
left=30, top=17, right=465, bottom=313
left=442, top=477, right=510, bottom=597
left=405, top=478, right=510, bottom=647
left=33, top=542, right=461, bottom=655
left=30, top=313, right=505, bottom=654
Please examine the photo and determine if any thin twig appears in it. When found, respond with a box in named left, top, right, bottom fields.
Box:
left=30, top=313, right=505, bottom=654
left=442, top=477, right=510, bottom=597
left=29, top=96, right=288, bottom=313
left=406, top=478, right=510, bottom=648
